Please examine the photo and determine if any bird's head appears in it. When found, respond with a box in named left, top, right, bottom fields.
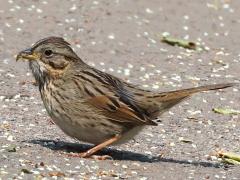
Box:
left=16, top=37, right=81, bottom=82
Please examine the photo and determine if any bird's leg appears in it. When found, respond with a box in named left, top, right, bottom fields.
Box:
left=68, top=135, right=121, bottom=160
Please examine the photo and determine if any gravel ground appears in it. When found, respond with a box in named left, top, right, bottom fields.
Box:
left=0, top=0, right=240, bottom=179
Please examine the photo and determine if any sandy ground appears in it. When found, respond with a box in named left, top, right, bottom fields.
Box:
left=0, top=0, right=240, bottom=179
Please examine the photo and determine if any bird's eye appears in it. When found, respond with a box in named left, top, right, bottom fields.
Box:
left=44, top=49, right=53, bottom=57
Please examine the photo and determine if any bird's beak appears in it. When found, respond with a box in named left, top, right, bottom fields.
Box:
left=16, top=48, right=39, bottom=61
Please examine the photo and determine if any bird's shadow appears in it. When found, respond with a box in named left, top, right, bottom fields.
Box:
left=28, top=139, right=222, bottom=168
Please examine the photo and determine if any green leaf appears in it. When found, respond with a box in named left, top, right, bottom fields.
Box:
left=218, top=151, right=240, bottom=162
left=218, top=151, right=240, bottom=165
left=179, top=137, right=193, bottom=143
left=222, top=158, right=240, bottom=165
left=7, top=145, right=17, bottom=152
left=161, top=36, right=197, bottom=50
left=21, top=168, right=32, bottom=174
left=160, top=35, right=208, bottom=51
left=213, top=108, right=240, bottom=115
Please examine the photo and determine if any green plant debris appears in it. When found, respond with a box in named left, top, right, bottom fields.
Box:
left=222, top=158, right=240, bottom=165
left=213, top=108, right=240, bottom=115
left=21, top=168, right=32, bottom=174
left=6, top=144, right=17, bottom=152
left=218, top=151, right=240, bottom=165
left=161, top=36, right=197, bottom=50
left=179, top=137, right=193, bottom=143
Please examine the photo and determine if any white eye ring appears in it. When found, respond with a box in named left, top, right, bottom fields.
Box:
left=44, top=49, right=53, bottom=57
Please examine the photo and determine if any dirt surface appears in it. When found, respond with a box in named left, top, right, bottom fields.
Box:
left=0, top=0, right=240, bottom=179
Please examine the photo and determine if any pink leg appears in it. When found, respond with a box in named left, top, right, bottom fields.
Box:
left=68, top=135, right=121, bottom=159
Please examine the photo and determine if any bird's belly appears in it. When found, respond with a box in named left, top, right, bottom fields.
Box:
left=50, top=114, right=144, bottom=145
left=41, top=88, right=145, bottom=145
left=51, top=116, right=113, bottom=144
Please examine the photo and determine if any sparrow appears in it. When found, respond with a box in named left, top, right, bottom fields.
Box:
left=16, top=37, right=235, bottom=158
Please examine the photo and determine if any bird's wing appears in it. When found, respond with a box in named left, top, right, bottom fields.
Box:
left=87, top=95, right=156, bottom=125
left=77, top=68, right=157, bottom=126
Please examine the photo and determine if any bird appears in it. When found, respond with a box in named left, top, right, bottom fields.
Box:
left=16, top=36, right=235, bottom=159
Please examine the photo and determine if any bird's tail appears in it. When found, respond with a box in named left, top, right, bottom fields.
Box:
left=146, top=83, right=236, bottom=119
left=155, top=83, right=236, bottom=102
